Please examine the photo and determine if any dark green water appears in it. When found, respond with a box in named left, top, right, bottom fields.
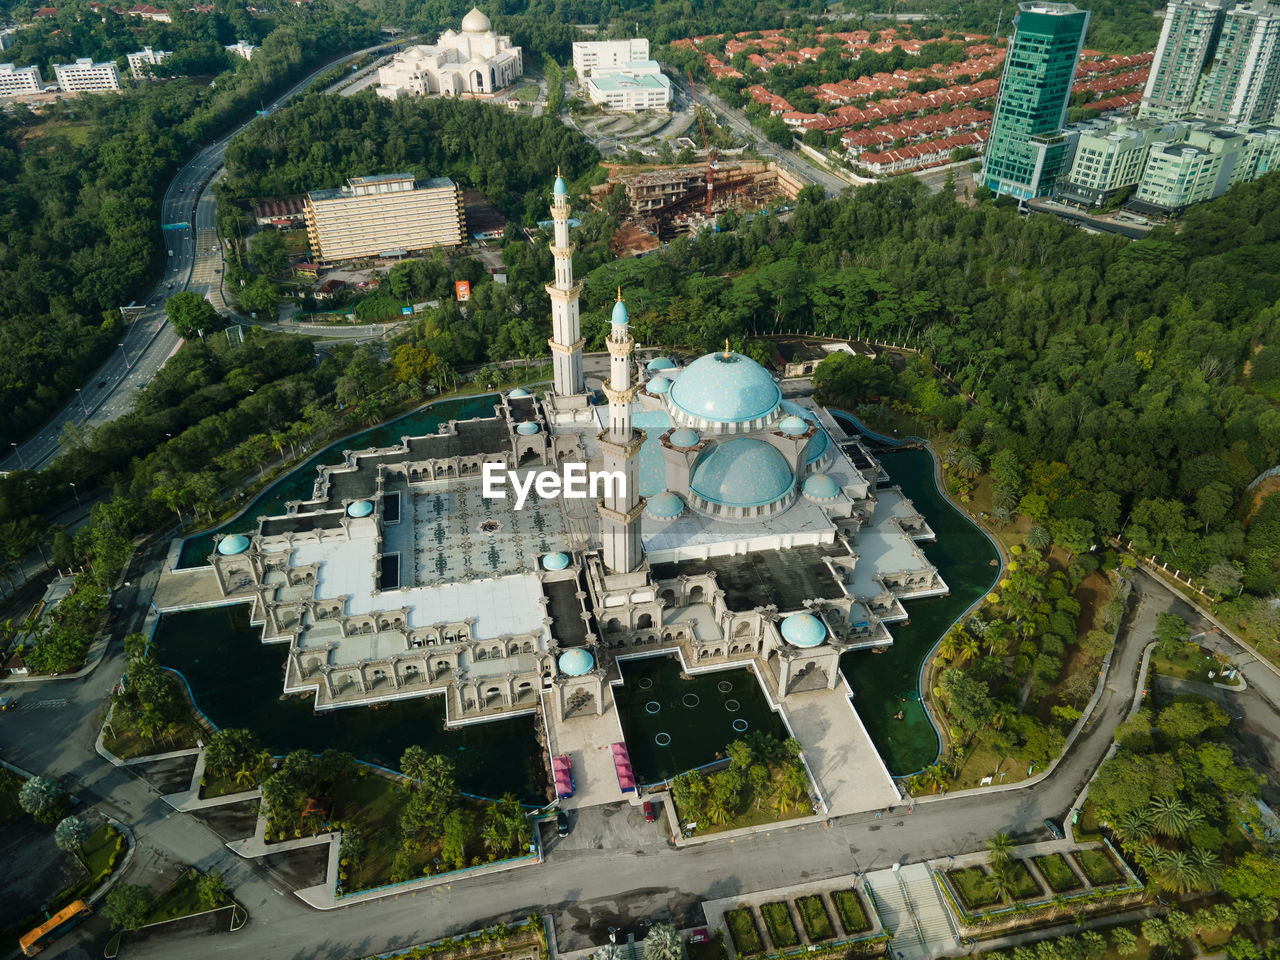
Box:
left=612, top=657, right=788, bottom=784
left=838, top=444, right=1000, bottom=776
left=176, top=394, right=499, bottom=568
left=153, top=604, right=540, bottom=801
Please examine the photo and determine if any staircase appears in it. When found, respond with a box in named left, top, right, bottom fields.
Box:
left=864, top=863, right=959, bottom=960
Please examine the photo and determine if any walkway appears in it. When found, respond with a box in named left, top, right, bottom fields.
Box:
left=864, top=862, right=955, bottom=960
left=541, top=692, right=628, bottom=810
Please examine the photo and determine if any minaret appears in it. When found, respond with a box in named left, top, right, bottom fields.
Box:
left=597, top=289, right=645, bottom=575
left=546, top=171, right=585, bottom=399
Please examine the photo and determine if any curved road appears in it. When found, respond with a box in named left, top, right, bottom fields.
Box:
left=1, top=43, right=389, bottom=475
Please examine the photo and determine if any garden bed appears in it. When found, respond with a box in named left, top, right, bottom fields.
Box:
left=760, top=902, right=799, bottom=949
left=1072, top=848, right=1121, bottom=886
left=831, top=889, right=870, bottom=935
left=146, top=869, right=230, bottom=924
left=102, top=705, right=202, bottom=760
left=1006, top=860, right=1043, bottom=899
left=948, top=866, right=1000, bottom=910
left=725, top=908, right=763, bottom=956
left=1033, top=853, right=1082, bottom=893
left=796, top=895, right=835, bottom=941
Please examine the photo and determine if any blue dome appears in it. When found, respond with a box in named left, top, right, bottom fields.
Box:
left=805, top=428, right=830, bottom=464
left=645, top=491, right=684, bottom=520
left=612, top=298, right=629, bottom=325
left=647, top=356, right=676, bottom=371
left=553, top=175, right=567, bottom=196
left=803, top=474, right=840, bottom=500
left=669, top=351, right=781, bottom=424
left=216, top=534, right=250, bottom=555
left=346, top=500, right=374, bottom=518
left=508, top=387, right=530, bottom=398
left=516, top=421, right=540, bottom=435
left=669, top=427, right=700, bottom=448
left=690, top=438, right=794, bottom=507
left=558, top=648, right=594, bottom=676
left=647, top=376, right=671, bottom=395
left=542, top=552, right=570, bottom=570
left=781, top=612, right=827, bottom=648
left=779, top=415, right=808, bottom=436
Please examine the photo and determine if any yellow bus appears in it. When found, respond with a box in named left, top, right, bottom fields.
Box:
left=19, top=900, right=91, bottom=956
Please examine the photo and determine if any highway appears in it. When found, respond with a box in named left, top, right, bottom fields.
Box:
left=1, top=43, right=390, bottom=476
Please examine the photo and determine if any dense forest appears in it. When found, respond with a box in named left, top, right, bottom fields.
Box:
left=0, top=5, right=376, bottom=447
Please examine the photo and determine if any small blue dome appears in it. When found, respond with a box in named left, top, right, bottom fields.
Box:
left=346, top=500, right=374, bottom=518
left=612, top=298, right=629, bottom=325
left=803, top=474, right=840, bottom=501
left=216, top=534, right=250, bottom=555
left=647, top=356, right=676, bottom=371
left=806, top=428, right=830, bottom=464
left=554, top=175, right=567, bottom=196
left=508, top=387, right=530, bottom=398
left=669, top=351, right=781, bottom=425
left=647, top=376, right=670, bottom=395
left=781, top=612, right=827, bottom=648
left=779, top=415, right=808, bottom=435
left=542, top=552, right=570, bottom=570
left=558, top=648, right=594, bottom=676
left=516, top=422, right=540, bottom=435
left=691, top=438, right=794, bottom=508
left=669, top=427, right=700, bottom=448
left=645, top=491, right=684, bottom=520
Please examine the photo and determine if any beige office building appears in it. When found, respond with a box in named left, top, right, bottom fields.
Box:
left=304, top=174, right=466, bottom=263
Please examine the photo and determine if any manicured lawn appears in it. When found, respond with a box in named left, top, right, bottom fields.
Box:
left=725, top=908, right=763, bottom=956
left=948, top=866, right=1000, bottom=909
left=1151, top=642, right=1240, bottom=686
left=146, top=869, right=227, bottom=924
left=1007, top=859, right=1043, bottom=899
left=200, top=771, right=253, bottom=799
left=1034, top=853, right=1082, bottom=893
left=102, top=705, right=201, bottom=760
left=795, top=895, right=835, bottom=941
left=509, top=84, right=538, bottom=101
left=831, top=889, right=870, bottom=934
left=79, top=824, right=125, bottom=879
left=760, top=902, right=798, bottom=949
left=1073, top=848, right=1121, bottom=886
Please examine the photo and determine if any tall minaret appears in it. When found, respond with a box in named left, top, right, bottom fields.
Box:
left=598, top=289, right=645, bottom=575
left=546, top=171, right=585, bottom=398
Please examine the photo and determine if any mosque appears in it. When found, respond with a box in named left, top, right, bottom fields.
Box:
left=195, top=175, right=947, bottom=807
left=375, top=8, right=523, bottom=100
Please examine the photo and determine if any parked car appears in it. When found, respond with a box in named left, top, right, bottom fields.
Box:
left=643, top=801, right=656, bottom=823
left=1044, top=818, right=1064, bottom=839
left=556, top=811, right=570, bottom=837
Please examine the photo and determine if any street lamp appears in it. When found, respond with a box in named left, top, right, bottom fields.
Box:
left=10, top=442, right=27, bottom=470
left=75, top=388, right=88, bottom=416
left=69, top=481, right=80, bottom=506
left=118, top=342, right=132, bottom=370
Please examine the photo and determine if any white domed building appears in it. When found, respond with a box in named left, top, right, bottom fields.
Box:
left=376, top=8, right=523, bottom=100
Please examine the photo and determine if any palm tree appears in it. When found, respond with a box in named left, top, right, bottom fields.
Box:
left=960, top=634, right=982, bottom=662
left=1025, top=526, right=1052, bottom=552
left=957, top=451, right=983, bottom=479
left=1134, top=841, right=1168, bottom=872
left=643, top=924, right=683, bottom=960
left=986, top=831, right=1014, bottom=866
left=1115, top=809, right=1153, bottom=845
left=706, top=792, right=730, bottom=825
left=481, top=820, right=504, bottom=855
left=234, top=763, right=257, bottom=787
left=1188, top=846, right=1221, bottom=891
left=985, top=863, right=1018, bottom=903
left=1154, top=849, right=1197, bottom=894
left=937, top=631, right=963, bottom=661
left=1149, top=796, right=1192, bottom=838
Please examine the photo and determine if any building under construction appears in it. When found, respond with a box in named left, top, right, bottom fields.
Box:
left=594, top=161, right=804, bottom=249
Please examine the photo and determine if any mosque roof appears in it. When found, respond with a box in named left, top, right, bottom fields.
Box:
left=645, top=491, right=685, bottom=519
left=780, top=612, right=827, bottom=648
left=806, top=428, right=830, bottom=463
left=558, top=647, right=594, bottom=676
left=217, top=534, right=250, bottom=555
left=647, top=376, right=670, bottom=395
left=516, top=421, right=540, bottom=435
left=461, top=7, right=491, bottom=32
left=542, top=552, right=570, bottom=570
left=802, top=474, right=840, bottom=501
left=508, top=387, right=530, bottom=398
left=346, top=500, right=374, bottom=518
left=668, top=427, right=700, bottom=448
left=779, top=415, right=808, bottom=435
left=690, top=438, right=794, bottom=507
left=646, top=356, right=676, bottom=371
left=553, top=175, right=567, bottom=195
left=612, top=298, right=629, bottom=325
left=668, top=351, right=781, bottom=424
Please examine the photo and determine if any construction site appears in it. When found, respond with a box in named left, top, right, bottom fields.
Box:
left=593, top=160, right=804, bottom=256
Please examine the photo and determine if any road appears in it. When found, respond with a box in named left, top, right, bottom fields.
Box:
left=2, top=551, right=1235, bottom=960
left=1, top=44, right=391, bottom=476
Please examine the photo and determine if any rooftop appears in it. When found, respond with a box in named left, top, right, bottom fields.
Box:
left=653, top=544, right=848, bottom=611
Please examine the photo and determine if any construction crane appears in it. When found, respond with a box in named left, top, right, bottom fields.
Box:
left=686, top=71, right=716, bottom=218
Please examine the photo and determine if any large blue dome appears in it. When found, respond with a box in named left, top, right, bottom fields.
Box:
left=669, top=352, right=781, bottom=424
left=690, top=438, right=794, bottom=507
left=558, top=648, right=594, bottom=676
left=780, top=612, right=827, bottom=648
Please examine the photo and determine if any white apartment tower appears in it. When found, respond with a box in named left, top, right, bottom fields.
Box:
left=1195, top=1, right=1280, bottom=124
left=0, top=62, right=44, bottom=96
left=1141, top=0, right=1226, bottom=118
left=53, top=58, right=122, bottom=92
left=597, top=291, right=645, bottom=575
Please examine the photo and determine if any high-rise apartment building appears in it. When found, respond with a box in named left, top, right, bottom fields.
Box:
left=1140, top=0, right=1225, bottom=118
left=572, top=39, right=649, bottom=77
left=1133, top=121, right=1280, bottom=210
left=52, top=57, right=122, bottom=92
left=303, top=174, right=465, bottom=264
left=127, top=46, right=170, bottom=81
left=1194, top=1, right=1280, bottom=124
left=982, top=2, right=1091, bottom=200
left=1058, top=117, right=1188, bottom=205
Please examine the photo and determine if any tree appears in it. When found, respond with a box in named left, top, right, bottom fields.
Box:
left=1140, top=917, right=1172, bottom=949
left=204, top=728, right=259, bottom=776
left=54, top=814, right=92, bottom=854
left=1221, top=852, right=1280, bottom=900
left=197, top=870, right=229, bottom=909
left=165, top=291, right=223, bottom=339
left=1079, top=931, right=1106, bottom=960
left=1109, top=928, right=1138, bottom=956
left=986, top=831, right=1014, bottom=866
left=1149, top=795, right=1193, bottom=838
left=441, top=807, right=471, bottom=867
left=1026, top=526, right=1052, bottom=552
left=102, top=883, right=155, bottom=930
left=1156, top=698, right=1228, bottom=741
left=644, top=923, right=683, bottom=960
left=19, top=776, right=68, bottom=824
left=1153, top=612, right=1189, bottom=656
left=249, top=230, right=286, bottom=275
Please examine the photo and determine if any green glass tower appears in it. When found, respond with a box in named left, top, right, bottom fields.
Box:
left=983, top=2, right=1091, bottom=200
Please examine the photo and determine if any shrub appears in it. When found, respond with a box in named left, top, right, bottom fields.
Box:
left=760, top=902, right=799, bottom=948
left=831, top=889, right=870, bottom=934
left=796, top=895, right=835, bottom=941
left=725, top=909, right=763, bottom=956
